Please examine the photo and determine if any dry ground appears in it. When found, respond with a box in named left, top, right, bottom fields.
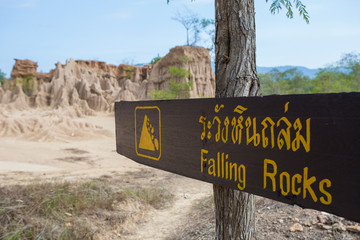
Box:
left=0, top=109, right=359, bottom=239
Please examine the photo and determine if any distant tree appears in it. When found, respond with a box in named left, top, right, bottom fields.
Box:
left=338, top=52, right=360, bottom=91
left=259, top=68, right=310, bottom=95
left=278, top=68, right=310, bottom=94
left=259, top=72, right=281, bottom=95
left=172, top=8, right=200, bottom=46
left=150, top=54, right=162, bottom=65
left=199, top=18, right=215, bottom=59
left=0, top=69, right=5, bottom=86
left=258, top=56, right=360, bottom=96
left=173, top=8, right=215, bottom=54
left=310, top=67, right=353, bottom=93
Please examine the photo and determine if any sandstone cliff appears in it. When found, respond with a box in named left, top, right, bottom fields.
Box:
left=148, top=46, right=215, bottom=98
left=1, top=46, right=215, bottom=114
left=10, top=59, right=38, bottom=79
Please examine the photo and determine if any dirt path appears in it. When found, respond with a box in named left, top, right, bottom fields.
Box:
left=1, top=111, right=359, bottom=240
left=132, top=175, right=212, bottom=240
left=0, top=112, right=214, bottom=239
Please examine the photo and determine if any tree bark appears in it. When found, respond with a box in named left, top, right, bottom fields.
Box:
left=214, top=0, right=260, bottom=239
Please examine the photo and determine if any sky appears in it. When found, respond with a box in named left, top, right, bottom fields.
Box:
left=0, top=0, right=359, bottom=77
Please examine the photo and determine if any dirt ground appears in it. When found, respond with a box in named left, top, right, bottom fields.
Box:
left=0, top=110, right=359, bottom=239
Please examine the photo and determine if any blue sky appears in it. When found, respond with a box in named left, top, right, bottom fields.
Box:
left=0, top=0, right=359, bottom=77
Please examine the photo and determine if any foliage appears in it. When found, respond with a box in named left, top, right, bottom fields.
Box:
left=16, top=76, right=34, bottom=96
left=168, top=0, right=309, bottom=23
left=0, top=69, right=5, bottom=86
left=171, top=7, right=215, bottom=57
left=168, top=66, right=191, bottom=79
left=337, top=52, right=360, bottom=91
left=150, top=55, right=162, bottom=65
left=178, top=56, right=192, bottom=64
left=167, top=0, right=308, bottom=55
left=124, top=66, right=134, bottom=79
left=149, top=80, right=194, bottom=100
left=259, top=53, right=360, bottom=95
left=266, top=0, right=309, bottom=23
left=149, top=64, right=193, bottom=100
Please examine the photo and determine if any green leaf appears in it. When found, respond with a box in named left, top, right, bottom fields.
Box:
left=266, top=0, right=309, bottom=23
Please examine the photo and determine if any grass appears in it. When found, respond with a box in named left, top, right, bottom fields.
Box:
left=166, top=195, right=215, bottom=240
left=0, top=178, right=173, bottom=239
left=124, top=187, right=174, bottom=209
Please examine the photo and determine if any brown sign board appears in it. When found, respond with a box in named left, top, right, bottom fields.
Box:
left=115, top=93, right=360, bottom=222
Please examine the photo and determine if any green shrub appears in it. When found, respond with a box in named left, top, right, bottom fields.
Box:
left=16, top=76, right=34, bottom=96
left=150, top=55, right=162, bottom=65
left=124, top=66, right=134, bottom=79
left=149, top=64, right=193, bottom=100
left=149, top=80, right=193, bottom=100
left=0, top=69, right=5, bottom=87
left=178, top=56, right=191, bottom=64
left=168, top=66, right=191, bottom=79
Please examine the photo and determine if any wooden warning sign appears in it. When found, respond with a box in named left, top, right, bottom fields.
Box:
left=115, top=92, right=360, bottom=222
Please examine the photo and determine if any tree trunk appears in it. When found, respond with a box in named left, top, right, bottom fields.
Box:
left=213, top=0, right=260, bottom=239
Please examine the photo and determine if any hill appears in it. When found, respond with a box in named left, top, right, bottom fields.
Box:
left=257, top=66, right=319, bottom=78
left=207, top=62, right=319, bottom=78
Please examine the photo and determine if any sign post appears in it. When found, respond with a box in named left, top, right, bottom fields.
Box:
left=115, top=93, right=360, bottom=222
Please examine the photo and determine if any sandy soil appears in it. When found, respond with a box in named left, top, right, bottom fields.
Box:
left=1, top=109, right=359, bottom=240
left=0, top=108, right=214, bottom=239
left=0, top=112, right=141, bottom=184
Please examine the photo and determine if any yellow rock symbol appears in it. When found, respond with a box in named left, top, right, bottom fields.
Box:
left=139, top=115, right=158, bottom=151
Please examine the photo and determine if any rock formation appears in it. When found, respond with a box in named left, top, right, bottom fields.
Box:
left=148, top=46, right=215, bottom=99
left=0, top=46, right=215, bottom=114
left=10, top=59, right=38, bottom=79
